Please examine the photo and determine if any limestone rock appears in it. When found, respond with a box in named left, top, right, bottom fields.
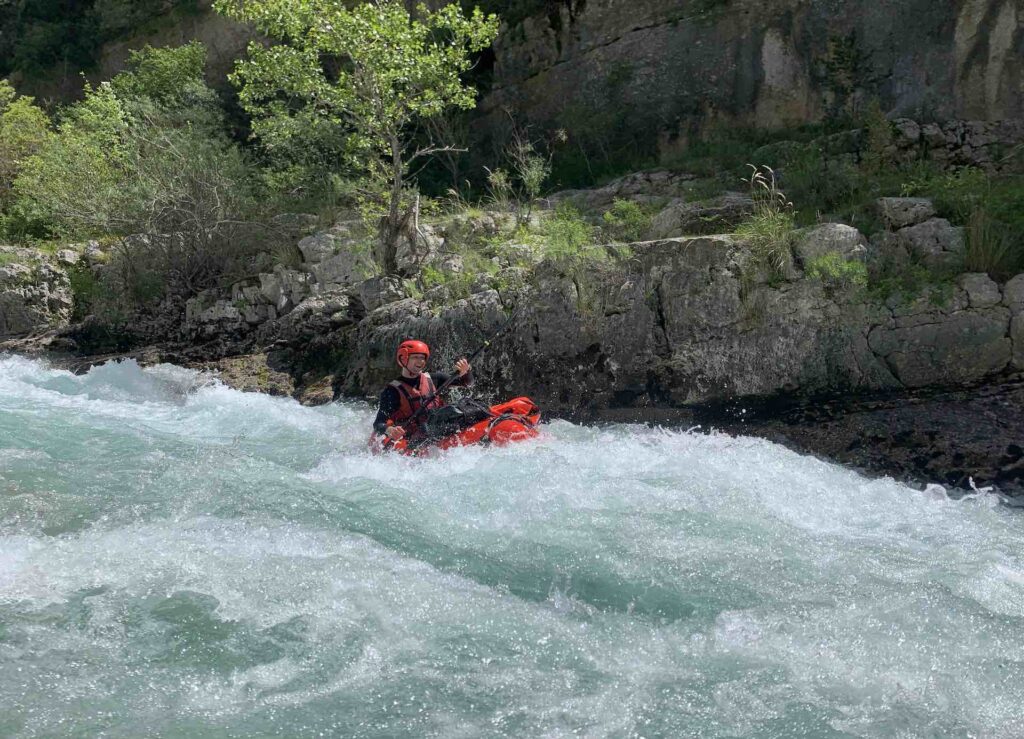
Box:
left=297, top=224, right=356, bottom=264
left=1007, top=274, right=1024, bottom=369
left=55, top=249, right=80, bottom=267
left=549, top=170, right=697, bottom=214
left=0, top=252, right=73, bottom=337
left=957, top=273, right=1001, bottom=309
left=259, top=266, right=311, bottom=313
left=877, top=198, right=937, bottom=230
left=394, top=223, right=443, bottom=276
left=271, top=212, right=319, bottom=234
left=83, top=241, right=107, bottom=266
left=1002, top=273, right=1024, bottom=310
left=891, top=218, right=965, bottom=269
left=349, top=276, right=407, bottom=316
left=310, top=250, right=371, bottom=288
left=1012, top=313, right=1024, bottom=370
left=184, top=294, right=248, bottom=339
left=261, top=291, right=351, bottom=345
left=868, top=309, right=1011, bottom=387
left=647, top=194, right=754, bottom=239
left=793, top=224, right=868, bottom=268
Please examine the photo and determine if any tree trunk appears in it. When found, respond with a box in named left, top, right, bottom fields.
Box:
left=379, top=134, right=404, bottom=275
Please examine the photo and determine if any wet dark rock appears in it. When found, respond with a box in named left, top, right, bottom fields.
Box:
left=697, top=379, right=1024, bottom=497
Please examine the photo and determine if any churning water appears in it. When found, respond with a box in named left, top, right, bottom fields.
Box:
left=2, top=355, right=1024, bottom=738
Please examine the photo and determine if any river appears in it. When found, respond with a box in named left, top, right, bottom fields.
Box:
left=2, top=355, right=1023, bottom=737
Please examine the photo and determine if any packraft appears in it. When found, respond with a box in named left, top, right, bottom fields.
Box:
left=370, top=397, right=541, bottom=456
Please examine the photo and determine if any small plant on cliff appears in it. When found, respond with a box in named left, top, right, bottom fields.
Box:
left=860, top=100, right=895, bottom=175
left=485, top=122, right=559, bottom=226
left=540, top=203, right=595, bottom=261
left=735, top=165, right=796, bottom=278
left=964, top=208, right=1019, bottom=280
left=805, top=252, right=868, bottom=292
left=215, top=0, right=499, bottom=275
left=601, top=198, right=653, bottom=242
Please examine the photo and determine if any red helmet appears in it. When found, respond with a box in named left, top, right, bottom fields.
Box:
left=396, top=339, right=430, bottom=367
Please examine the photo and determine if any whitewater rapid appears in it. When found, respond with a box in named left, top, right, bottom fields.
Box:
left=1, top=355, right=1023, bottom=738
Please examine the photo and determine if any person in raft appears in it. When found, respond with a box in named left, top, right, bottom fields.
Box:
left=372, top=339, right=472, bottom=445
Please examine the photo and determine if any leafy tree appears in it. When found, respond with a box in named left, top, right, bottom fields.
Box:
left=0, top=80, right=52, bottom=213
left=110, top=41, right=211, bottom=110
left=14, top=82, right=133, bottom=237
left=214, top=0, right=499, bottom=274
left=14, top=44, right=271, bottom=310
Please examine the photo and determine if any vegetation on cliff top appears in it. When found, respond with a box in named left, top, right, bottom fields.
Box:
left=1, top=0, right=1023, bottom=335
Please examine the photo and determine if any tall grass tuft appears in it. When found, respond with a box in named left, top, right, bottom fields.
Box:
left=734, top=165, right=796, bottom=278
left=964, top=208, right=1018, bottom=281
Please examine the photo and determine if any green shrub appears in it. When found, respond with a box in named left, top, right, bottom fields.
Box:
left=860, top=100, right=895, bottom=175
left=602, top=198, right=652, bottom=242
left=110, top=42, right=212, bottom=112
left=0, top=81, right=51, bottom=210
left=13, top=56, right=276, bottom=311
left=418, top=250, right=498, bottom=303
left=540, top=203, right=595, bottom=261
left=13, top=83, right=132, bottom=238
left=67, top=263, right=110, bottom=321
left=805, top=252, right=868, bottom=290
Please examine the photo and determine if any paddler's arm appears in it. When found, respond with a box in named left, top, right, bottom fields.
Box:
left=432, top=359, right=473, bottom=392
left=373, top=386, right=402, bottom=436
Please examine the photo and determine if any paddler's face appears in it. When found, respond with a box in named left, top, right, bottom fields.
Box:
left=405, top=353, right=427, bottom=374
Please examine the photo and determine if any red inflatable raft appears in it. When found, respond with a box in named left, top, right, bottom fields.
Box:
left=370, top=397, right=541, bottom=456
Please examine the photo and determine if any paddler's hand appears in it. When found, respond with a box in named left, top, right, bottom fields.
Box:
left=385, top=425, right=405, bottom=441
left=454, top=357, right=471, bottom=376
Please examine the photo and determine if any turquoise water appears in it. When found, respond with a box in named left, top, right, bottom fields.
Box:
left=2, top=355, right=1024, bottom=738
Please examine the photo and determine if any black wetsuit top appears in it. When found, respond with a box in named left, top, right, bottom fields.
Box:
left=372, top=371, right=473, bottom=434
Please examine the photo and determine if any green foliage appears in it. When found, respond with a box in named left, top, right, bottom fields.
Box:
left=963, top=208, right=1020, bottom=281
left=822, top=34, right=867, bottom=120
left=485, top=126, right=555, bottom=223
left=601, top=198, right=652, bottom=242
left=419, top=250, right=498, bottom=303
left=734, top=166, right=796, bottom=278
left=902, top=167, right=1024, bottom=280
left=109, top=42, right=210, bottom=109
left=539, top=203, right=595, bottom=261
left=867, top=259, right=955, bottom=306
left=92, top=0, right=200, bottom=40
left=550, top=61, right=658, bottom=188
left=805, top=252, right=868, bottom=291
left=67, top=262, right=108, bottom=321
left=215, top=0, right=499, bottom=272
left=14, top=82, right=133, bottom=238
left=903, top=166, right=984, bottom=221
left=0, top=80, right=52, bottom=224
left=10, top=46, right=275, bottom=311
left=860, top=100, right=894, bottom=175
left=663, top=125, right=808, bottom=179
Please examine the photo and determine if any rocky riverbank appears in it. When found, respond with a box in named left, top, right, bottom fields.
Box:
left=2, top=176, right=1023, bottom=496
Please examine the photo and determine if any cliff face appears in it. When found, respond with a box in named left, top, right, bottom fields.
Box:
left=481, top=0, right=1023, bottom=155
left=10, top=1, right=1019, bottom=141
